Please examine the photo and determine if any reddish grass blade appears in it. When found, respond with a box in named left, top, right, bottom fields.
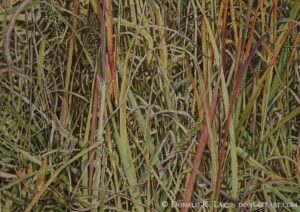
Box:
left=214, top=18, right=299, bottom=204
left=221, top=0, right=229, bottom=73
left=185, top=158, right=250, bottom=212
left=181, top=74, right=220, bottom=212
left=89, top=0, right=107, bottom=195
left=240, top=20, right=300, bottom=161
left=105, top=0, right=118, bottom=104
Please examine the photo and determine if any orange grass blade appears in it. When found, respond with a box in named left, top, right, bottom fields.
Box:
left=60, top=0, right=79, bottom=145
left=221, top=0, right=229, bottom=72
left=14, top=168, right=30, bottom=192
left=214, top=18, right=299, bottom=203
left=35, top=156, right=47, bottom=193
left=105, top=0, right=118, bottom=104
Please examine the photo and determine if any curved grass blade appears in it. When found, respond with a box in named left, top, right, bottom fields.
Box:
left=215, top=18, right=300, bottom=203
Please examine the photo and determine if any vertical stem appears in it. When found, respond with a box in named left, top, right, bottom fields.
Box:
left=60, top=0, right=79, bottom=145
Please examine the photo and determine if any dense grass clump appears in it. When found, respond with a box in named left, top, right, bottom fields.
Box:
left=0, top=0, right=299, bottom=211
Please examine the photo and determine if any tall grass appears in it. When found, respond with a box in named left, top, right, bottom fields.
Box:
left=0, top=0, right=299, bottom=211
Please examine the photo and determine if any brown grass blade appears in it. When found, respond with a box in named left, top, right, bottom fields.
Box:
left=60, top=0, right=79, bottom=145
left=105, top=0, right=118, bottom=104
left=88, top=0, right=107, bottom=195
left=35, top=156, right=47, bottom=193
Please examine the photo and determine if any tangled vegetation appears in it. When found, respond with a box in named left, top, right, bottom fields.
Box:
left=0, top=0, right=300, bottom=211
